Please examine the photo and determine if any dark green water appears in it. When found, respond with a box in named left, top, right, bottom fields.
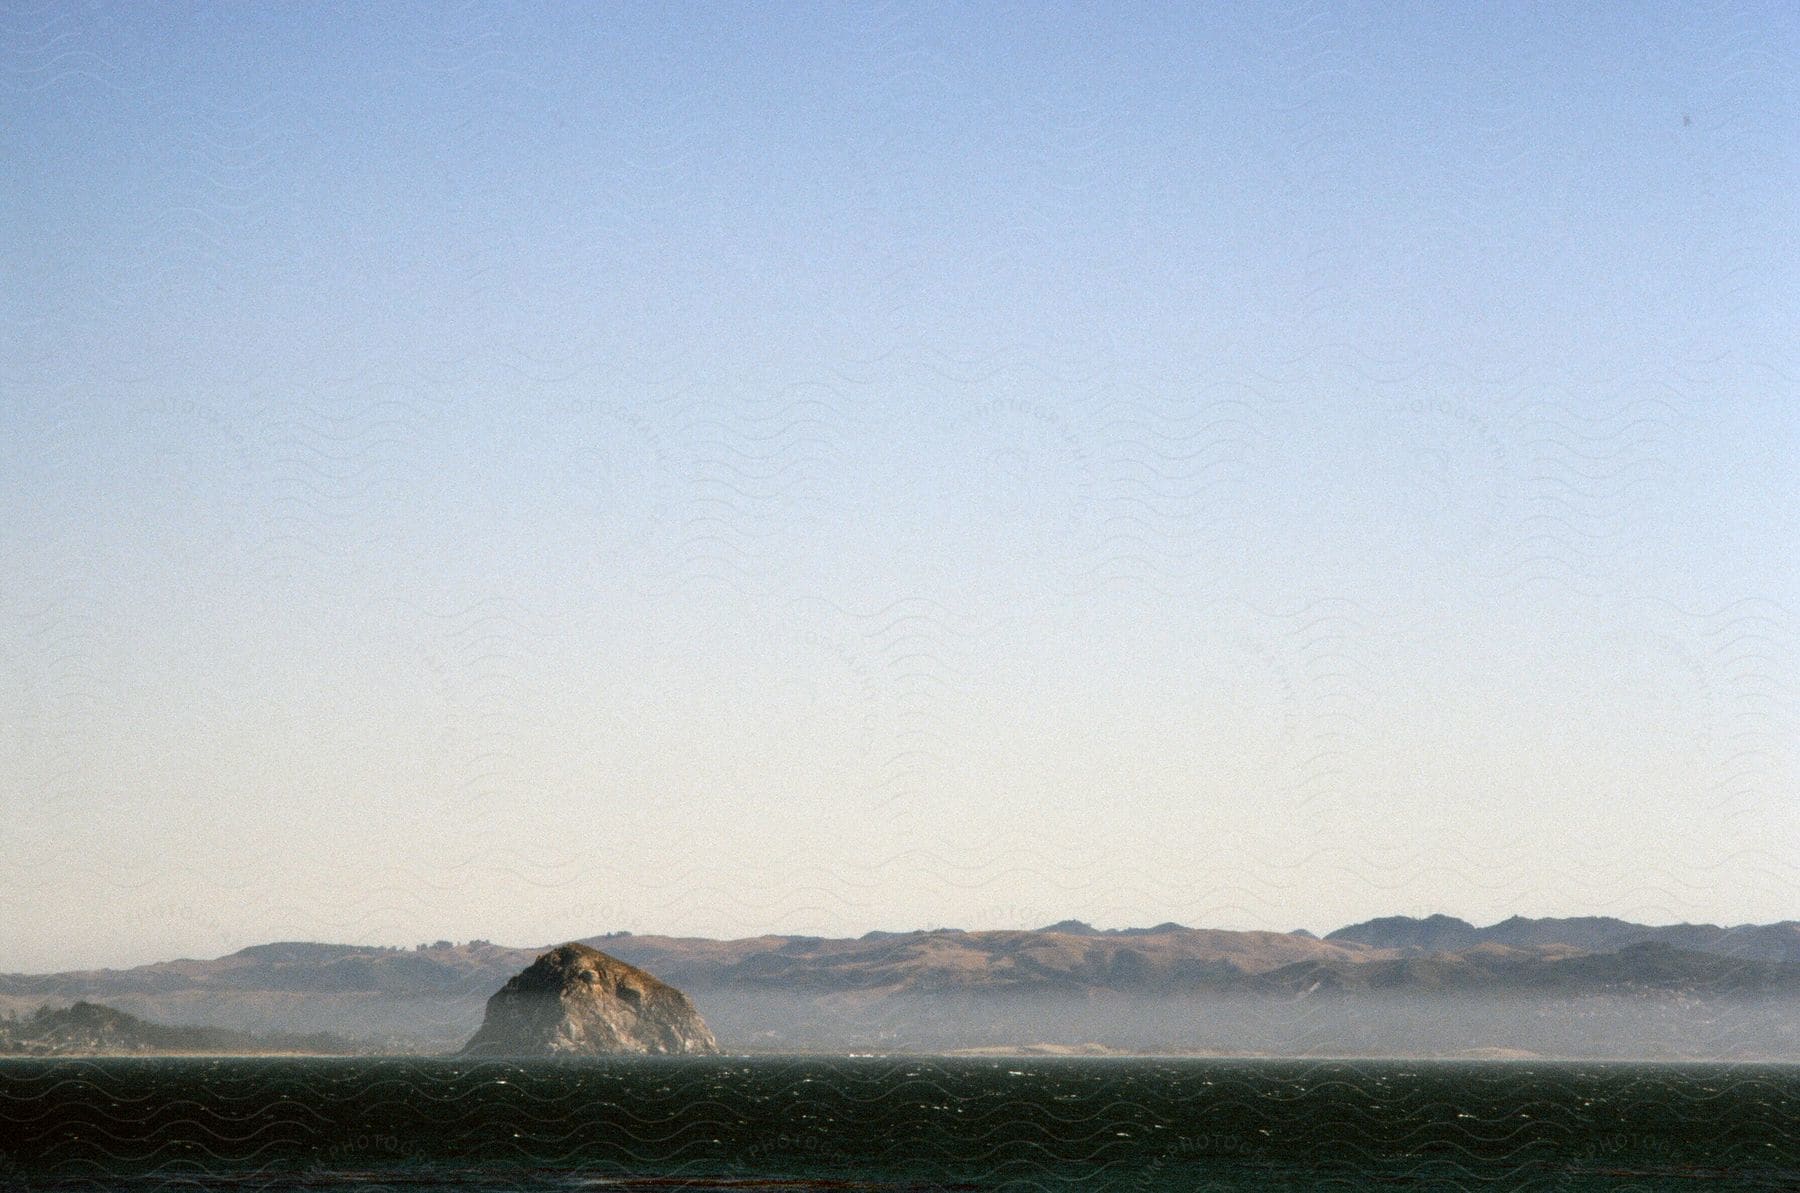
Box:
left=1, top=1057, right=1795, bottom=1190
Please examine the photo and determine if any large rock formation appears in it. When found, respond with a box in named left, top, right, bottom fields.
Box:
left=460, top=942, right=718, bottom=1056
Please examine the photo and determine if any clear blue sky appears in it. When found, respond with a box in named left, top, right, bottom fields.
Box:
left=3, top=3, right=1796, bottom=969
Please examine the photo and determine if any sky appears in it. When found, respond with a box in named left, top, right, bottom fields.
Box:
left=3, top=3, right=1797, bottom=971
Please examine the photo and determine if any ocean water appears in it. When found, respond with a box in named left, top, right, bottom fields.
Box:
left=1, top=1056, right=1795, bottom=1190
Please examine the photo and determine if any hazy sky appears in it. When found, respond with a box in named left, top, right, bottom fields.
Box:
left=4, top=3, right=1797, bottom=970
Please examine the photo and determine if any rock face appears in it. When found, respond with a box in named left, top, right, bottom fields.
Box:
left=460, top=943, right=718, bottom=1056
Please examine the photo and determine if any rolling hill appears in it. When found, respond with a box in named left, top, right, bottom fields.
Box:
left=2, top=917, right=1793, bottom=1057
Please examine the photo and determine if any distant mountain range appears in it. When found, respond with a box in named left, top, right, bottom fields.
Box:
left=2, top=915, right=1795, bottom=1058
left=1325, top=914, right=1800, bottom=960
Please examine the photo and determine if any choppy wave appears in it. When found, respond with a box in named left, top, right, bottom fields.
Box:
left=1, top=1057, right=1795, bottom=1191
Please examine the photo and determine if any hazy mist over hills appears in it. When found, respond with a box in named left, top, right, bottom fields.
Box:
left=5, top=915, right=1796, bottom=1059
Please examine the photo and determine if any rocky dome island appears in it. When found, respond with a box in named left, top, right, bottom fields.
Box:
left=460, top=942, right=718, bottom=1056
